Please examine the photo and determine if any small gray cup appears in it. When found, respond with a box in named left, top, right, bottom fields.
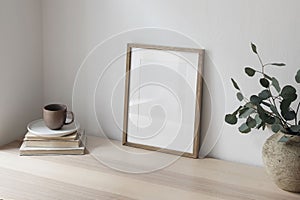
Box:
left=43, top=104, right=74, bottom=130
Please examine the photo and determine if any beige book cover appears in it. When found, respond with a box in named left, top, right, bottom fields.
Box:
left=20, top=130, right=87, bottom=156
left=19, top=143, right=85, bottom=156
left=23, top=139, right=80, bottom=148
left=24, top=131, right=78, bottom=141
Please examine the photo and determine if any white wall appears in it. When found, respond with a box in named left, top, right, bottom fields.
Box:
left=0, top=0, right=43, bottom=146
left=42, top=0, right=300, bottom=166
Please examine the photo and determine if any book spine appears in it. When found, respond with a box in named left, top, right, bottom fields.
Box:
left=23, top=140, right=79, bottom=148
left=20, top=149, right=84, bottom=156
left=79, top=130, right=87, bottom=147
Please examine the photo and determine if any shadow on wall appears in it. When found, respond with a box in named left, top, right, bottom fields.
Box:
left=0, top=0, right=43, bottom=146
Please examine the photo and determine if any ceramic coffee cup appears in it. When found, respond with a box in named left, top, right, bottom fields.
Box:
left=43, top=104, right=74, bottom=130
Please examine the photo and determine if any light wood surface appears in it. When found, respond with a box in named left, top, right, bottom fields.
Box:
left=0, top=136, right=299, bottom=200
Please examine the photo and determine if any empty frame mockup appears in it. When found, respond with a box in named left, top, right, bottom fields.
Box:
left=123, top=43, right=204, bottom=158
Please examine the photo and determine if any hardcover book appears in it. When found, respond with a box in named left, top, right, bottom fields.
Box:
left=19, top=143, right=85, bottom=156
left=19, top=130, right=87, bottom=156
left=24, top=131, right=78, bottom=141
left=23, top=131, right=84, bottom=148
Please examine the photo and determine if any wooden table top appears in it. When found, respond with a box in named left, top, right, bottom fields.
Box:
left=0, top=136, right=299, bottom=200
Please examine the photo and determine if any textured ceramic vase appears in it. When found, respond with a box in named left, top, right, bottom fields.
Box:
left=262, top=132, right=300, bottom=192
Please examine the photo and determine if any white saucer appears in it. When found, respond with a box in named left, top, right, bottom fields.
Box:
left=27, top=119, right=80, bottom=137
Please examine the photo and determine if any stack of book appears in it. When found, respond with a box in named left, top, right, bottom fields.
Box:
left=19, top=130, right=86, bottom=156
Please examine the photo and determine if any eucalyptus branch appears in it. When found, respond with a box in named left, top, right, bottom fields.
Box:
left=256, top=53, right=265, bottom=75
left=243, top=97, right=290, bottom=128
left=260, top=103, right=290, bottom=126
left=255, top=70, right=266, bottom=76
left=263, top=63, right=273, bottom=67
left=260, top=55, right=286, bottom=125
left=236, top=87, right=250, bottom=103
left=267, top=85, right=283, bottom=121
left=258, top=52, right=287, bottom=127
left=225, top=43, right=299, bottom=136
left=255, top=104, right=290, bottom=127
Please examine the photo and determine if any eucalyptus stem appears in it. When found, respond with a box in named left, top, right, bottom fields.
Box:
left=225, top=43, right=300, bottom=136
left=257, top=51, right=290, bottom=128
left=257, top=53, right=265, bottom=75
left=263, top=63, right=272, bottom=67
left=268, top=86, right=283, bottom=122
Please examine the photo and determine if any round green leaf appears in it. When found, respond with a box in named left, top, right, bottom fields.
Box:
left=258, top=90, right=271, bottom=100
left=295, top=69, right=300, bottom=83
left=274, top=117, right=281, bottom=124
left=265, top=116, right=276, bottom=124
left=257, top=105, right=274, bottom=124
left=245, top=67, right=256, bottom=77
left=270, top=63, right=285, bottom=66
left=282, top=110, right=296, bottom=121
left=239, top=107, right=255, bottom=118
left=251, top=43, right=257, bottom=54
left=271, top=124, right=281, bottom=133
left=280, top=99, right=291, bottom=111
left=250, top=95, right=261, bottom=105
left=286, top=93, right=297, bottom=102
left=280, top=99, right=295, bottom=121
left=236, top=92, right=244, bottom=101
left=225, top=114, right=237, bottom=125
left=246, top=117, right=256, bottom=128
left=290, top=125, right=300, bottom=133
left=255, top=114, right=262, bottom=126
left=271, top=77, right=281, bottom=93
left=280, top=86, right=297, bottom=102
left=280, top=85, right=296, bottom=99
left=244, top=102, right=255, bottom=108
left=231, top=78, right=240, bottom=90
left=239, top=123, right=251, bottom=133
left=260, top=78, right=269, bottom=88
left=278, top=135, right=290, bottom=143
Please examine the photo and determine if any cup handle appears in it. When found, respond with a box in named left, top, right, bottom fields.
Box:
left=65, top=111, right=74, bottom=125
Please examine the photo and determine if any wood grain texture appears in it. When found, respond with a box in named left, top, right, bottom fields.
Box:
left=122, top=44, right=132, bottom=145
left=193, top=49, right=205, bottom=158
left=125, top=141, right=195, bottom=158
left=0, top=137, right=299, bottom=200
left=127, top=43, right=203, bottom=53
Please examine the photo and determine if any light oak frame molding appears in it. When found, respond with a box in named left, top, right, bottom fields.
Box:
left=122, top=43, right=204, bottom=158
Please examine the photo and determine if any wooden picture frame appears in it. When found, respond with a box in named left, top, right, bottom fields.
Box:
left=122, top=43, right=204, bottom=158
